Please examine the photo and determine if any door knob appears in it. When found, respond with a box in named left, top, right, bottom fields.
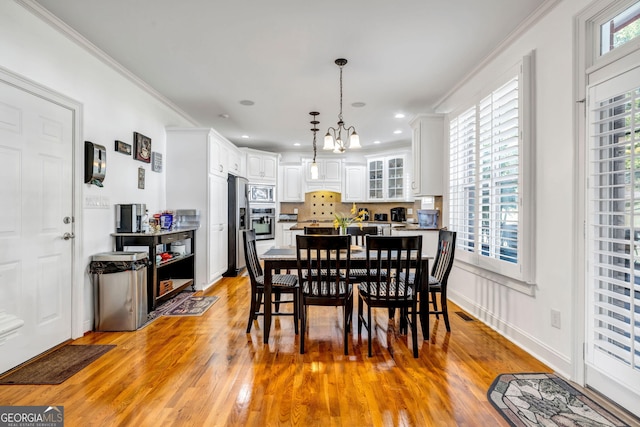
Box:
left=62, top=232, right=75, bottom=240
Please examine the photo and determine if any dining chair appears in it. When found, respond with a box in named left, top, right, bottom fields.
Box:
left=346, top=226, right=378, bottom=246
left=243, top=229, right=299, bottom=334
left=357, top=235, right=422, bottom=358
left=425, top=229, right=456, bottom=333
left=303, top=226, right=339, bottom=235
left=296, top=234, right=352, bottom=355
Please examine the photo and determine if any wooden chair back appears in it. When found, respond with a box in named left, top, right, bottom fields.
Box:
left=363, top=235, right=422, bottom=305
left=346, top=226, right=378, bottom=246
left=296, top=235, right=351, bottom=300
left=303, top=226, right=339, bottom=235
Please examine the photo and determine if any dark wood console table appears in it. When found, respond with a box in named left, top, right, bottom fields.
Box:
left=113, top=228, right=196, bottom=311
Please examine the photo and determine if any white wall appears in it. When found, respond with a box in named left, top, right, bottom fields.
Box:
left=0, top=1, right=195, bottom=331
left=436, top=0, right=588, bottom=377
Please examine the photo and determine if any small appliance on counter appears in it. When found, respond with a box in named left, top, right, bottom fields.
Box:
left=374, top=213, right=388, bottom=221
left=390, top=207, right=406, bottom=222
left=115, top=204, right=146, bottom=233
left=417, top=209, right=439, bottom=229
left=279, top=213, right=298, bottom=222
left=173, top=209, right=201, bottom=229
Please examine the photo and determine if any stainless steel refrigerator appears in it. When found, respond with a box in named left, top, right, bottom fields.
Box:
left=224, top=174, right=249, bottom=276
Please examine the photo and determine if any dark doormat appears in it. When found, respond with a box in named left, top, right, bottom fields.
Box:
left=488, top=373, right=632, bottom=426
left=0, top=344, right=115, bottom=385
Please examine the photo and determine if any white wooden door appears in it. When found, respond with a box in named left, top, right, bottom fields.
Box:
left=586, top=64, right=640, bottom=414
left=0, top=81, right=74, bottom=373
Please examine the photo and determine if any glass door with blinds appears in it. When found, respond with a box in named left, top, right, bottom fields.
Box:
left=586, top=65, right=640, bottom=403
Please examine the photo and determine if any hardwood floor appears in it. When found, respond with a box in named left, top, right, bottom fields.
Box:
left=0, top=274, right=551, bottom=426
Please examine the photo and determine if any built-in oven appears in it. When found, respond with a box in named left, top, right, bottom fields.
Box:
left=249, top=205, right=276, bottom=240
left=248, top=184, right=275, bottom=203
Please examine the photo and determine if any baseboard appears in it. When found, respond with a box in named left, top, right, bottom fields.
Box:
left=448, top=288, right=573, bottom=378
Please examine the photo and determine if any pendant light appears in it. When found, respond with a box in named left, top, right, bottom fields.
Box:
left=309, top=112, right=320, bottom=180
left=324, top=58, right=361, bottom=152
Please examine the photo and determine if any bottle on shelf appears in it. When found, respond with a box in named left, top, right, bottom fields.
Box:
left=142, top=209, right=150, bottom=233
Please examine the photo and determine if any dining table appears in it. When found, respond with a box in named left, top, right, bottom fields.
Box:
left=259, top=245, right=431, bottom=344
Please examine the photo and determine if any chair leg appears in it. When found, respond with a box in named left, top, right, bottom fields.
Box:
left=274, top=290, right=281, bottom=312
left=357, top=297, right=363, bottom=334
left=343, top=303, right=349, bottom=355
left=293, top=291, right=299, bottom=335
left=300, top=300, right=306, bottom=354
left=431, top=291, right=439, bottom=319
left=367, top=304, right=373, bottom=357
left=441, top=291, right=451, bottom=332
left=246, top=290, right=261, bottom=333
left=411, top=302, right=418, bottom=358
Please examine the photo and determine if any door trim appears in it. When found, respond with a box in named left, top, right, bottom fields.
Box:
left=0, top=65, right=84, bottom=339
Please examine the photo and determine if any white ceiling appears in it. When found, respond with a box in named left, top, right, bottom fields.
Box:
left=33, top=0, right=545, bottom=153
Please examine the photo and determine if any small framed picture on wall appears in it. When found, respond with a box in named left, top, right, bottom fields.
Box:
left=151, top=152, right=162, bottom=172
left=133, top=132, right=151, bottom=163
left=138, top=167, right=145, bottom=189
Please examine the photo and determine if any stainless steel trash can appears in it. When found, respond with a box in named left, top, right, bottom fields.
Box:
left=90, top=251, right=148, bottom=331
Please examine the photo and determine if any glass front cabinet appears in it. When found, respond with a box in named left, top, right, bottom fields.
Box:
left=367, top=153, right=409, bottom=201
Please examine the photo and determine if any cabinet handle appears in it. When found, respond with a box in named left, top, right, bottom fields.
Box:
left=219, top=164, right=224, bottom=172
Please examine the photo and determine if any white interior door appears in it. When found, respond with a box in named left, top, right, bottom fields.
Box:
left=0, top=80, right=74, bottom=373
left=586, top=64, right=640, bottom=416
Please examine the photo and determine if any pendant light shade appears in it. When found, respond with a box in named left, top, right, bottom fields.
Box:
left=309, top=112, right=320, bottom=180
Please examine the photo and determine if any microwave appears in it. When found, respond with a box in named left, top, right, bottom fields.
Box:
left=248, top=184, right=275, bottom=203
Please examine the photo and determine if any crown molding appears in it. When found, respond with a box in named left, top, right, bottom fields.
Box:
left=433, top=0, right=563, bottom=112
left=14, top=0, right=199, bottom=126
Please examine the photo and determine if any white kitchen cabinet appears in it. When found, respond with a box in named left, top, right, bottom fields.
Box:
left=209, top=175, right=228, bottom=282
left=228, top=144, right=244, bottom=177
left=166, top=127, right=231, bottom=289
left=304, top=158, right=342, bottom=192
left=209, top=132, right=229, bottom=178
left=409, top=114, right=444, bottom=196
left=245, top=148, right=278, bottom=183
left=279, top=164, right=304, bottom=202
left=276, top=222, right=293, bottom=247
left=366, top=153, right=410, bottom=201
left=342, top=164, right=366, bottom=202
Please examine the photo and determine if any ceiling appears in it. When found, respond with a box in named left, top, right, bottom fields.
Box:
left=33, top=0, right=545, bottom=153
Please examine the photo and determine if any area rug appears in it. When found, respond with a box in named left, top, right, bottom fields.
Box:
left=144, top=293, right=218, bottom=326
left=0, top=344, right=115, bottom=385
left=488, top=373, right=630, bottom=427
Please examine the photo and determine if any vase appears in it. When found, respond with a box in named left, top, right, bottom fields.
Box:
left=340, top=225, right=347, bottom=235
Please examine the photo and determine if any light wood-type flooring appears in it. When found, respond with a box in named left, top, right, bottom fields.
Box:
left=0, top=274, right=553, bottom=426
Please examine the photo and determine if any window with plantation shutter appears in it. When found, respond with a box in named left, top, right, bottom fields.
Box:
left=449, top=107, right=476, bottom=254
left=447, top=55, right=533, bottom=283
left=587, top=72, right=640, bottom=382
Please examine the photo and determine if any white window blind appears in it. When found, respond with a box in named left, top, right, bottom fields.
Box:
left=449, top=107, right=476, bottom=253
left=588, top=84, right=640, bottom=371
left=478, top=77, right=520, bottom=264
left=447, top=56, right=532, bottom=282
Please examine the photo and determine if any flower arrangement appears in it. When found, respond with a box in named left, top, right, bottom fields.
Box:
left=334, top=203, right=366, bottom=234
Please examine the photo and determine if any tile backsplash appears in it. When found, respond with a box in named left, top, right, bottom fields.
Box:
left=280, top=191, right=442, bottom=222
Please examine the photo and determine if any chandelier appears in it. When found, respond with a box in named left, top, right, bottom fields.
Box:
left=309, top=111, right=320, bottom=180
left=324, top=58, right=361, bottom=153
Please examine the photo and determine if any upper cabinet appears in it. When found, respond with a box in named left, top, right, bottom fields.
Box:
left=342, top=164, right=366, bottom=202
left=227, top=144, right=244, bottom=177
left=409, top=114, right=444, bottom=196
left=366, top=153, right=411, bottom=202
left=304, top=158, right=342, bottom=192
left=279, top=163, right=304, bottom=202
left=208, top=132, right=229, bottom=178
left=244, top=148, right=278, bottom=183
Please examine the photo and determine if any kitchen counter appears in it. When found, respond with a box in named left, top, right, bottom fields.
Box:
left=284, top=221, right=438, bottom=231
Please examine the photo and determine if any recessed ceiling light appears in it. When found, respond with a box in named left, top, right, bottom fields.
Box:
left=373, top=140, right=381, bottom=144
left=393, top=130, right=403, bottom=134
left=241, top=135, right=249, bottom=139
left=351, top=102, right=366, bottom=108
left=219, top=113, right=230, bottom=119
left=239, top=100, right=255, bottom=106
left=395, top=113, right=405, bottom=119
left=293, top=143, right=301, bottom=146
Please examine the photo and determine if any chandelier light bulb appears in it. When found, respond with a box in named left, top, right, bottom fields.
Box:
left=349, top=132, right=361, bottom=149
left=323, top=133, right=335, bottom=150
left=310, top=161, right=319, bottom=180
